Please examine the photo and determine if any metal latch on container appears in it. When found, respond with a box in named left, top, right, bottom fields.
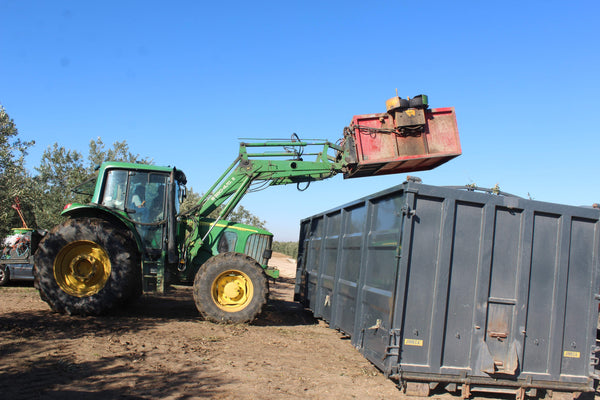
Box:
left=384, top=329, right=403, bottom=360
left=590, top=345, right=600, bottom=380
left=488, top=331, right=508, bottom=341
left=401, top=205, right=416, bottom=217
left=590, top=344, right=600, bottom=371
left=368, top=319, right=382, bottom=330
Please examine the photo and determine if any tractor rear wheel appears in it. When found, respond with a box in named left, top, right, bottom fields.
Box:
left=193, top=252, right=268, bottom=323
left=34, top=217, right=141, bottom=315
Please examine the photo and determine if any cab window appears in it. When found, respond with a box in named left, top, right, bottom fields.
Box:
left=101, top=170, right=128, bottom=210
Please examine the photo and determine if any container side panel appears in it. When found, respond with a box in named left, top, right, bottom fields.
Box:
left=319, top=211, right=342, bottom=323
left=324, top=212, right=341, bottom=278
left=522, top=212, right=561, bottom=374
left=441, top=201, right=484, bottom=369
left=560, top=217, right=596, bottom=377
left=364, top=195, right=403, bottom=292
left=360, top=193, right=404, bottom=369
left=400, top=195, right=444, bottom=366
left=295, top=220, right=312, bottom=303
left=306, top=217, right=324, bottom=314
left=334, top=204, right=366, bottom=334
left=484, top=207, right=523, bottom=374
left=489, top=207, right=522, bottom=299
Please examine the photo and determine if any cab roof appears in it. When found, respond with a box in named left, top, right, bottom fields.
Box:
left=99, top=161, right=187, bottom=185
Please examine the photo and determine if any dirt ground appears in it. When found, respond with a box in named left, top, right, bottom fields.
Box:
left=0, top=253, right=404, bottom=399
left=0, top=254, right=597, bottom=400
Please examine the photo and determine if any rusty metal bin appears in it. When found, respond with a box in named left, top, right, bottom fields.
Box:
left=295, top=180, right=600, bottom=397
left=343, top=107, right=461, bottom=179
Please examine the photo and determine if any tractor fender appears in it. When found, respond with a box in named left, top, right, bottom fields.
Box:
left=60, top=204, right=145, bottom=256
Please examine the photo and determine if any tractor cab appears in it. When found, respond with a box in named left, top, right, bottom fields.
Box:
left=64, top=162, right=187, bottom=292
left=100, top=168, right=170, bottom=248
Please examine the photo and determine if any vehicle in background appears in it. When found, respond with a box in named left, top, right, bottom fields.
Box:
left=0, top=228, right=43, bottom=285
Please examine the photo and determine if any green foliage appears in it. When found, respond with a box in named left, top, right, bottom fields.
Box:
left=0, top=107, right=267, bottom=236
left=87, top=138, right=152, bottom=168
left=0, top=106, right=35, bottom=237
left=32, top=144, right=87, bottom=229
left=180, top=187, right=266, bottom=229
left=32, top=138, right=153, bottom=229
left=179, top=187, right=201, bottom=214
left=229, top=205, right=266, bottom=230
left=272, top=241, right=298, bottom=258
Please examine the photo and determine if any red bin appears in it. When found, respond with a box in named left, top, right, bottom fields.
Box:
left=343, top=107, right=461, bottom=178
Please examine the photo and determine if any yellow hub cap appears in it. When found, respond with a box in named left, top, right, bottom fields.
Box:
left=211, top=270, right=254, bottom=312
left=54, top=241, right=111, bottom=297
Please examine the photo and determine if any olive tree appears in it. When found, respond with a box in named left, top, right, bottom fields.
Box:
left=0, top=106, right=34, bottom=237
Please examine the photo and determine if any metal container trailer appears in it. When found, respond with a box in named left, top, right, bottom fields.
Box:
left=294, top=179, right=600, bottom=398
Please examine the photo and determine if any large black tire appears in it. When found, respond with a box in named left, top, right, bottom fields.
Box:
left=0, top=265, right=9, bottom=286
left=193, top=252, right=268, bottom=323
left=34, top=218, right=141, bottom=315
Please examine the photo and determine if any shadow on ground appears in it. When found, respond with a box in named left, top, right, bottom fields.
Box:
left=0, top=284, right=315, bottom=344
left=0, top=354, right=225, bottom=400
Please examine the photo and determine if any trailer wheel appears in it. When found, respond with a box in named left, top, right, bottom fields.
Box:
left=0, top=265, right=9, bottom=286
left=193, top=252, right=268, bottom=323
left=34, top=218, right=140, bottom=315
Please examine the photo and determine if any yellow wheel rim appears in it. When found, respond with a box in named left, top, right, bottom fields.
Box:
left=211, top=270, right=254, bottom=312
left=54, top=240, right=111, bottom=297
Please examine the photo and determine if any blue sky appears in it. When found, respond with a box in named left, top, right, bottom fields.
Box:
left=2, top=1, right=599, bottom=241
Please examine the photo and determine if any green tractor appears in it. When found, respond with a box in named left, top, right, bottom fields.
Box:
left=34, top=139, right=348, bottom=323
left=34, top=95, right=459, bottom=323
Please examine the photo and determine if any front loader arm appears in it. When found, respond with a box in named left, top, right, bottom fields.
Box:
left=183, top=139, right=348, bottom=222
left=182, top=94, right=461, bottom=223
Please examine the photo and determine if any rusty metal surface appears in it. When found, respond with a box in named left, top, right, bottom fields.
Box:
left=295, top=181, right=600, bottom=395
left=404, top=381, right=430, bottom=397
left=343, top=107, right=461, bottom=178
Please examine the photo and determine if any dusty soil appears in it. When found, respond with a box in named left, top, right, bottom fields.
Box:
left=1, top=254, right=597, bottom=399
left=0, top=253, right=403, bottom=399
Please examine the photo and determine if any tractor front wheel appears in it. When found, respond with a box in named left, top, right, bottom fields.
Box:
left=193, top=252, right=268, bottom=323
left=34, top=218, right=141, bottom=315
